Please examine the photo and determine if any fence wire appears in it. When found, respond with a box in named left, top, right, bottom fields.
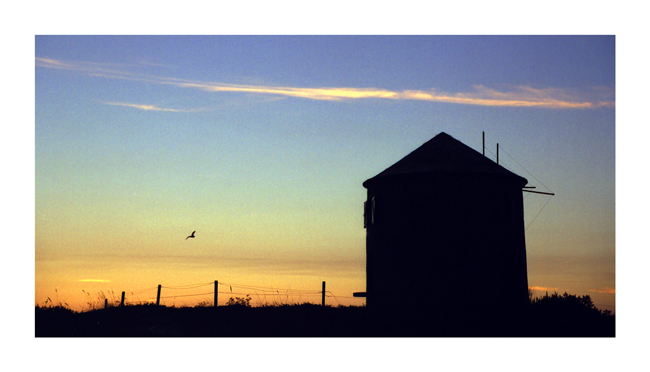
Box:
left=113, top=280, right=364, bottom=307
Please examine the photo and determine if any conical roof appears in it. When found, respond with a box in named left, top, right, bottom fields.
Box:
left=363, top=132, right=528, bottom=188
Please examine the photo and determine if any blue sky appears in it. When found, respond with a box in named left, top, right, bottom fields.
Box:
left=34, top=36, right=617, bottom=317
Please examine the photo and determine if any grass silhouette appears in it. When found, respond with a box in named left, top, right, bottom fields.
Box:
left=35, top=292, right=614, bottom=337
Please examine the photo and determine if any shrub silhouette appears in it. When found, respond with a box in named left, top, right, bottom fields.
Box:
left=527, top=291, right=614, bottom=336
left=225, top=295, right=252, bottom=307
left=531, top=291, right=609, bottom=318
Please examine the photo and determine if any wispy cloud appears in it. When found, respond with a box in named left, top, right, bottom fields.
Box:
left=37, top=57, right=615, bottom=110
left=102, top=101, right=201, bottom=113
left=161, top=80, right=614, bottom=109
left=529, top=286, right=559, bottom=292
left=589, top=287, right=615, bottom=294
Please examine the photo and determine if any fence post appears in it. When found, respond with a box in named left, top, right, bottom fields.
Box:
left=322, top=281, right=326, bottom=306
left=156, top=284, right=162, bottom=306
left=104, top=298, right=108, bottom=309
left=214, top=280, right=218, bottom=307
left=120, top=291, right=125, bottom=307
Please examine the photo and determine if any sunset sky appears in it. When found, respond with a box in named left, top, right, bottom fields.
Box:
left=34, top=35, right=615, bottom=313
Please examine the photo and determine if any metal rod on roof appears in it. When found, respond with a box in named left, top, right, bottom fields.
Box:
left=522, top=189, right=555, bottom=196
left=482, top=131, right=485, bottom=156
left=497, top=143, right=499, bottom=164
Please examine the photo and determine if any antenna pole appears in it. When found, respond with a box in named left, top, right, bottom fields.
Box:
left=482, top=132, right=485, bottom=156
left=497, top=143, right=499, bottom=164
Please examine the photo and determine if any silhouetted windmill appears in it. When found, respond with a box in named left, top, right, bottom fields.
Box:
left=362, top=132, right=533, bottom=318
left=185, top=231, right=196, bottom=240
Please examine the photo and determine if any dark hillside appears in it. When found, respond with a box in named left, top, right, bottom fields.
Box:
left=35, top=299, right=614, bottom=337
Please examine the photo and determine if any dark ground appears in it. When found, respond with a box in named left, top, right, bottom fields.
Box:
left=35, top=304, right=615, bottom=337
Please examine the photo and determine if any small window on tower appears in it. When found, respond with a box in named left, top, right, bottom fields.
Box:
left=364, top=197, right=376, bottom=228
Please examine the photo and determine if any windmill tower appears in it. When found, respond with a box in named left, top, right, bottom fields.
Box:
left=363, top=132, right=530, bottom=319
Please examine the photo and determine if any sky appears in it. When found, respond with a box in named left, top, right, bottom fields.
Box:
left=33, top=35, right=616, bottom=314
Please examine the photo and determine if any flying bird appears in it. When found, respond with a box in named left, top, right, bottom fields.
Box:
left=185, top=231, right=196, bottom=240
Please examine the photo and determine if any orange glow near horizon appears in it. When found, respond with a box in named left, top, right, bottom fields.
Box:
left=590, top=287, right=616, bottom=294
left=35, top=250, right=367, bottom=311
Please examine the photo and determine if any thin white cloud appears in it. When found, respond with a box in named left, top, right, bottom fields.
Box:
left=37, top=57, right=615, bottom=110
left=166, top=80, right=613, bottom=109
left=35, top=57, right=74, bottom=69
left=103, top=101, right=199, bottom=113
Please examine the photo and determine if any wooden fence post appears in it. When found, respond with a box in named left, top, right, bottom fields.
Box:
left=214, top=280, right=218, bottom=307
left=322, top=281, right=326, bottom=306
left=156, top=284, right=162, bottom=306
left=120, top=291, right=125, bottom=307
